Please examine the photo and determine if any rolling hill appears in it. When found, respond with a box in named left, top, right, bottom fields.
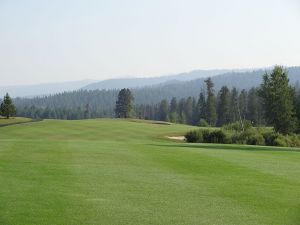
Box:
left=82, top=67, right=300, bottom=93
left=82, top=69, right=232, bottom=90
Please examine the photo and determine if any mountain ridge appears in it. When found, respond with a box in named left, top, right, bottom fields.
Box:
left=82, top=69, right=250, bottom=90
left=3, top=66, right=299, bottom=98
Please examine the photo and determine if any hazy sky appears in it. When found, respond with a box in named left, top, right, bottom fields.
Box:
left=0, top=0, right=299, bottom=85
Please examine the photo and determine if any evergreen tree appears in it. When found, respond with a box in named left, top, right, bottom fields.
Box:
left=115, top=89, right=134, bottom=118
left=217, top=86, right=231, bottom=126
left=197, top=91, right=206, bottom=122
left=169, top=97, right=178, bottom=123
left=247, top=88, right=259, bottom=125
left=0, top=93, right=16, bottom=119
left=239, top=89, right=247, bottom=120
left=296, top=91, right=300, bottom=132
left=184, top=97, right=194, bottom=125
left=170, top=97, right=178, bottom=113
left=259, top=66, right=297, bottom=134
left=191, top=97, right=198, bottom=125
left=178, top=98, right=187, bottom=123
left=158, top=99, right=169, bottom=121
left=204, top=78, right=217, bottom=126
left=137, top=104, right=145, bottom=119
left=169, top=112, right=178, bottom=123
left=84, top=104, right=90, bottom=119
left=229, top=88, right=239, bottom=123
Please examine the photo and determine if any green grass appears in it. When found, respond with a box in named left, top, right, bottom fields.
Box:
left=0, top=119, right=300, bottom=225
left=0, top=117, right=32, bottom=126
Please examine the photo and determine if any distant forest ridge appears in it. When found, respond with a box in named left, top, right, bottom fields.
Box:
left=0, top=69, right=233, bottom=97
left=82, top=69, right=238, bottom=90
left=13, top=66, right=300, bottom=120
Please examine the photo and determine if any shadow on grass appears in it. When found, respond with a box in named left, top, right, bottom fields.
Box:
left=149, top=142, right=300, bottom=153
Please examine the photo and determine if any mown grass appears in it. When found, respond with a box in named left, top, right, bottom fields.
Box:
left=0, top=117, right=32, bottom=126
left=0, top=119, right=300, bottom=225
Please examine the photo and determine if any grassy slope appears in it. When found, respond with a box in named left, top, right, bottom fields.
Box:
left=0, top=117, right=32, bottom=126
left=0, top=119, right=300, bottom=225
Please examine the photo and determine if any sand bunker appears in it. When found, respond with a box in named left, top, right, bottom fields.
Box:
left=166, top=136, right=185, bottom=141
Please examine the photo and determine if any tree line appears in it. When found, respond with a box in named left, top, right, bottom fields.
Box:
left=116, top=66, right=299, bottom=135
left=10, top=66, right=300, bottom=135
left=132, top=81, right=264, bottom=127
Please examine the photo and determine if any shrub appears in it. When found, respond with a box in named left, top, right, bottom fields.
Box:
left=202, top=130, right=211, bottom=142
left=185, top=129, right=227, bottom=144
left=185, top=126, right=300, bottom=148
left=274, top=134, right=288, bottom=147
left=262, top=131, right=300, bottom=147
left=289, top=134, right=300, bottom=147
left=273, top=134, right=300, bottom=147
left=244, top=131, right=265, bottom=145
left=263, top=131, right=279, bottom=146
left=223, top=120, right=253, bottom=132
left=210, top=130, right=226, bottom=143
left=230, top=132, right=244, bottom=144
left=227, top=128, right=264, bottom=145
left=198, top=119, right=209, bottom=127
left=202, top=130, right=227, bottom=144
left=185, top=130, right=203, bottom=143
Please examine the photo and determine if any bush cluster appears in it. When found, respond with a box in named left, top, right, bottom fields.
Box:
left=262, top=132, right=300, bottom=147
left=185, top=129, right=228, bottom=144
left=198, top=119, right=209, bottom=127
left=185, top=122, right=300, bottom=147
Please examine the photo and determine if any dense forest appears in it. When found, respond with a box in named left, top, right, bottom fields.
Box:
left=134, top=86, right=264, bottom=126
left=14, top=85, right=263, bottom=123
left=184, top=66, right=300, bottom=147
left=12, top=67, right=300, bottom=128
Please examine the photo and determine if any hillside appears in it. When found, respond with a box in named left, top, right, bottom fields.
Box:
left=0, top=80, right=95, bottom=98
left=83, top=67, right=300, bottom=93
left=133, top=66, right=300, bottom=103
left=4, top=67, right=299, bottom=99
left=14, top=66, right=300, bottom=119
left=0, top=69, right=232, bottom=98
left=83, top=69, right=231, bottom=90
left=0, top=119, right=299, bottom=225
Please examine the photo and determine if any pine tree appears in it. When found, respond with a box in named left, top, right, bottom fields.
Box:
left=84, top=104, right=90, bottom=119
left=115, top=89, right=134, bottom=118
left=229, top=88, right=239, bottom=123
left=184, top=97, right=194, bottom=125
left=296, top=91, right=300, bottom=132
left=239, top=89, right=247, bottom=120
left=170, top=97, right=178, bottom=113
left=247, top=88, right=259, bottom=125
left=169, top=97, right=178, bottom=123
left=178, top=98, right=187, bottom=124
left=259, top=66, right=297, bottom=134
left=0, top=93, right=16, bottom=119
left=159, top=99, right=169, bottom=121
left=217, top=86, right=231, bottom=126
left=197, top=91, right=206, bottom=122
left=191, top=97, right=198, bottom=125
left=204, top=78, right=217, bottom=126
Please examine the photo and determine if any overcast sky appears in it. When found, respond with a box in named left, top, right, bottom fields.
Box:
left=0, top=0, right=299, bottom=85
